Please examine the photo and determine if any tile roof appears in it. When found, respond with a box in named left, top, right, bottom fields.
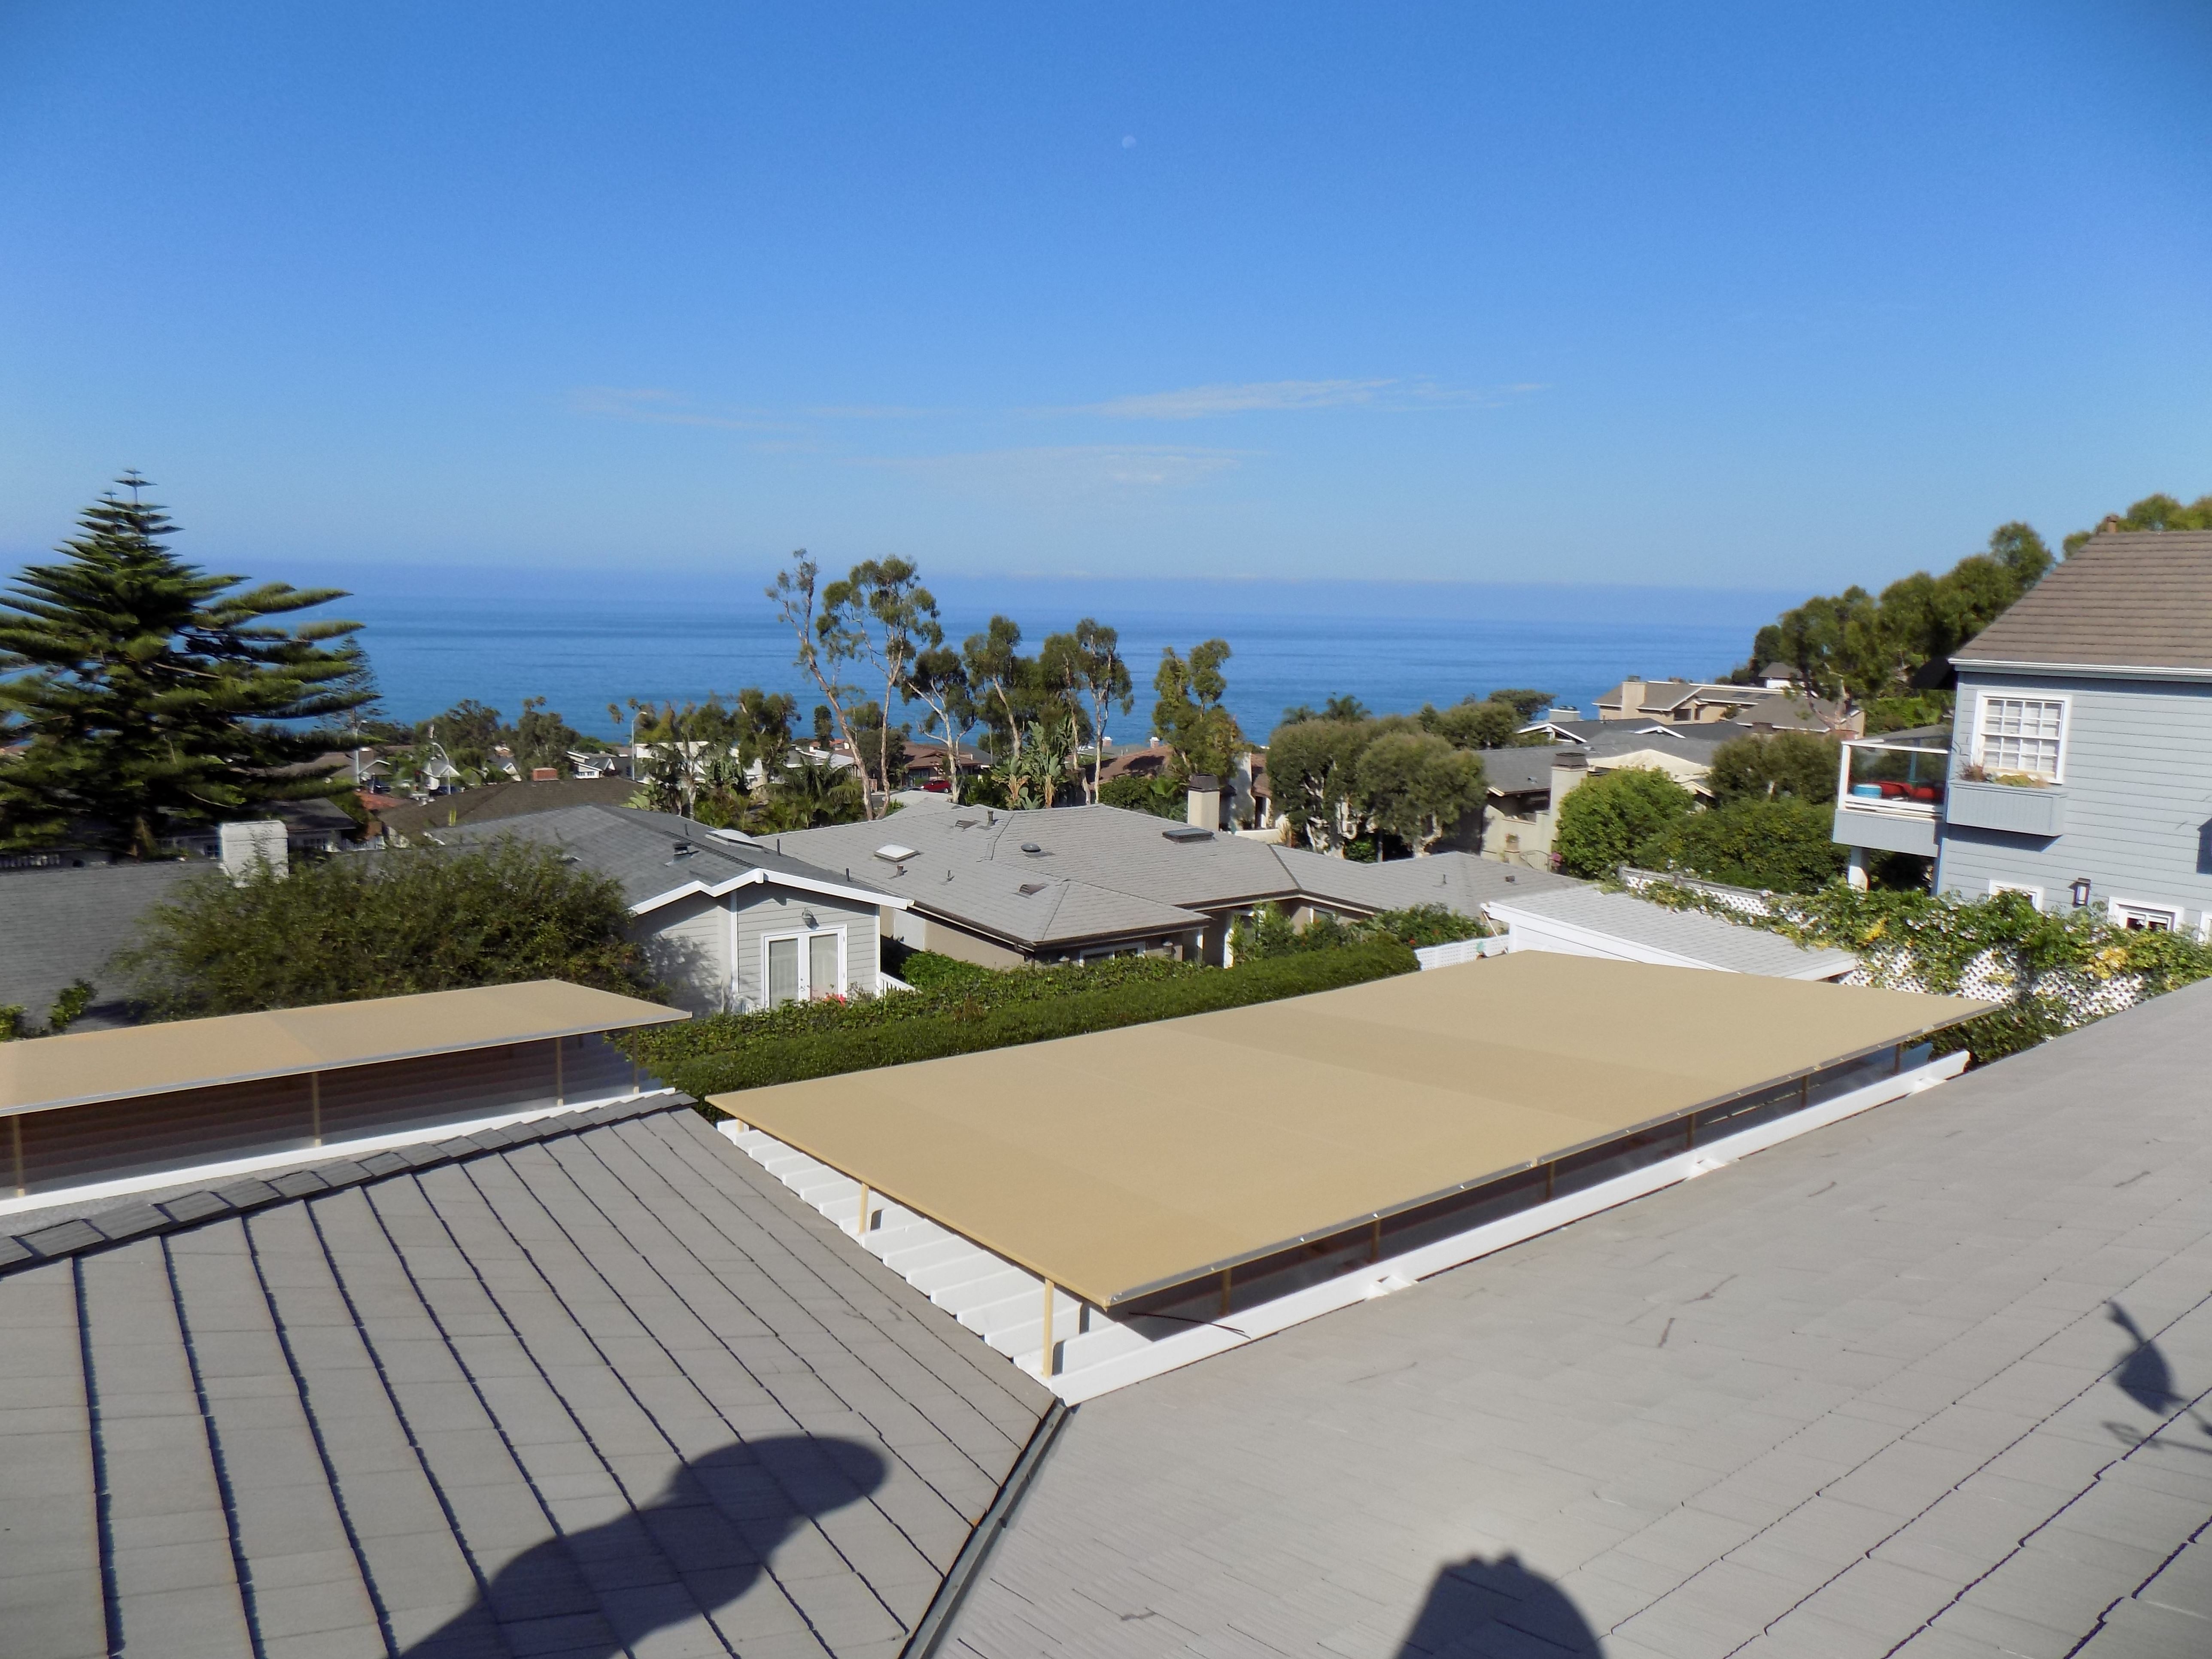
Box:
left=1487, top=886, right=1861, bottom=978
left=431, top=803, right=902, bottom=912
left=943, top=974, right=2212, bottom=1659
left=774, top=808, right=1580, bottom=950
left=0, top=1096, right=1055, bottom=1659
left=1953, top=530, right=2212, bottom=674
left=0, top=859, right=202, bottom=1029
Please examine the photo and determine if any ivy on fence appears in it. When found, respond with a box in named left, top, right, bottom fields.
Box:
left=1618, top=869, right=2212, bottom=1063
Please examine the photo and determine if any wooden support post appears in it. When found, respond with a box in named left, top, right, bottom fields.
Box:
left=10, top=1115, right=22, bottom=1199
left=1544, top=1162, right=1555, bottom=1201
left=1040, top=1278, right=1056, bottom=1377
left=1685, top=1114, right=1696, bottom=1150
left=1369, top=1218, right=1381, bottom=1264
left=310, top=1073, right=322, bottom=1148
left=857, top=1183, right=871, bottom=1236
left=1219, top=1269, right=1232, bottom=1318
left=554, top=1037, right=565, bottom=1107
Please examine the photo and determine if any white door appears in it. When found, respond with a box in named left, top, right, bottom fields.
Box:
left=762, top=927, right=847, bottom=1006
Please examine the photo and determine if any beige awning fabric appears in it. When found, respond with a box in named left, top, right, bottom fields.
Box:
left=713, top=953, right=1987, bottom=1308
left=1, top=981, right=687, bottom=1116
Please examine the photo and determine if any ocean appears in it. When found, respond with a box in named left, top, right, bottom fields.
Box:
left=282, top=565, right=1802, bottom=743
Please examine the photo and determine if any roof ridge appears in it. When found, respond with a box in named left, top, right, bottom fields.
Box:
left=0, top=1094, right=694, bottom=1279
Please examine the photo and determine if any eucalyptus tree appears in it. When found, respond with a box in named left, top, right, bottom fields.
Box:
left=903, top=644, right=974, bottom=803
left=769, top=553, right=875, bottom=818
left=0, top=477, right=374, bottom=857
left=1150, top=638, right=1243, bottom=782
left=822, top=557, right=943, bottom=801
left=1042, top=618, right=1133, bottom=803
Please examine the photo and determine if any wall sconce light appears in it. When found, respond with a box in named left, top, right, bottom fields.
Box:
left=802, top=910, right=819, bottom=929
left=2069, top=877, right=2093, bottom=909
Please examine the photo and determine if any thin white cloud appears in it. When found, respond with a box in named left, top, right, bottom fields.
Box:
left=863, top=444, right=1246, bottom=498
left=1066, top=377, right=1535, bottom=420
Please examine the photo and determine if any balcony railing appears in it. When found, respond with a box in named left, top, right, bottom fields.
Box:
left=1835, top=735, right=1951, bottom=819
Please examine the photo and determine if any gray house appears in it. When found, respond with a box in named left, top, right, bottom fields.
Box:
left=1832, top=529, right=2212, bottom=931
left=774, top=802, right=1579, bottom=967
left=432, top=804, right=906, bottom=1012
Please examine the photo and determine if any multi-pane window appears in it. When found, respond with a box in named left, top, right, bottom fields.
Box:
left=764, top=928, right=844, bottom=1006
left=1977, top=696, right=2066, bottom=780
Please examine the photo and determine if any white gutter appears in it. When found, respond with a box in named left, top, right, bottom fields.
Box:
left=629, top=865, right=913, bottom=918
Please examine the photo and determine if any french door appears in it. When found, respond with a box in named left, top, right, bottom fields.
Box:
left=763, top=928, right=846, bottom=1005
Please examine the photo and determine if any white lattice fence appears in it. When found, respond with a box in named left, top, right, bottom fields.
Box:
left=1619, top=868, right=2154, bottom=1026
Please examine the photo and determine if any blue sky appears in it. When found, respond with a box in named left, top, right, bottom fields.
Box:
left=1, top=2, right=2207, bottom=592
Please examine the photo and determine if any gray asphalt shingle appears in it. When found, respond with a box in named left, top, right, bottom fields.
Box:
left=0, top=1102, right=1054, bottom=1659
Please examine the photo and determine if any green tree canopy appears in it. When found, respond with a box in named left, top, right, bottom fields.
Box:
left=1637, top=797, right=1849, bottom=894
left=2064, top=491, right=2212, bottom=554
left=1706, top=731, right=1840, bottom=806
left=1552, top=767, right=1695, bottom=878
left=0, top=479, right=374, bottom=856
left=1152, top=638, right=1244, bottom=781
left=1742, top=521, right=2052, bottom=706
left=1353, top=730, right=1486, bottom=854
left=115, top=840, right=657, bottom=1019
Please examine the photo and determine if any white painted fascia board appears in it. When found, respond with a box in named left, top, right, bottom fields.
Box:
left=629, top=866, right=911, bottom=917
left=1950, top=657, right=2212, bottom=684
left=1486, top=901, right=1728, bottom=973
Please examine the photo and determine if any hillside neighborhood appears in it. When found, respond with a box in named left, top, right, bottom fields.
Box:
left=5, top=486, right=2212, bottom=1658
left=6, top=6, right=2212, bottom=1651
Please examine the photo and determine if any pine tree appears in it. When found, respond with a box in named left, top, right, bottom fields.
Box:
left=0, top=477, right=375, bottom=857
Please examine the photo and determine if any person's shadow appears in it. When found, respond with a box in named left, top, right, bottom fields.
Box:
left=400, top=1435, right=888, bottom=1658
left=1395, top=1553, right=1602, bottom=1656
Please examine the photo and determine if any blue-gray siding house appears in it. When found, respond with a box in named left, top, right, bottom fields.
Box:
left=1834, top=530, right=2212, bottom=932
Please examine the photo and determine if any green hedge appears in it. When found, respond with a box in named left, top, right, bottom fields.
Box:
left=661, top=940, right=1417, bottom=1101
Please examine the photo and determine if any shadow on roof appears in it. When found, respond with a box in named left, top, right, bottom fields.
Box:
left=399, top=1435, right=889, bottom=1658
left=1395, top=1553, right=1601, bottom=1656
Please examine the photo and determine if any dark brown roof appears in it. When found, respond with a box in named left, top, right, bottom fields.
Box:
left=377, top=775, right=640, bottom=842
left=1952, top=530, right=2212, bottom=674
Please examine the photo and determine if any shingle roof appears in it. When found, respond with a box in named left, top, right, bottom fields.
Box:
left=1953, top=529, right=2212, bottom=674
left=0, top=859, right=202, bottom=1029
left=942, top=973, right=2212, bottom=1659
left=1487, top=886, right=1861, bottom=978
left=773, top=808, right=1579, bottom=950
left=1273, top=846, right=1580, bottom=914
left=377, top=775, right=641, bottom=842
left=432, top=803, right=902, bottom=912
left=0, top=1095, right=1055, bottom=1659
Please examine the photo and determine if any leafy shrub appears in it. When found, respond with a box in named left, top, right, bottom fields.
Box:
left=883, top=946, right=997, bottom=991
left=1231, top=901, right=1485, bottom=960
left=1705, top=732, right=1840, bottom=806
left=1099, top=774, right=1184, bottom=818
left=118, top=840, right=659, bottom=1019
left=646, top=942, right=1418, bottom=1099
left=1553, top=768, right=1695, bottom=878
left=1637, top=798, right=1847, bottom=894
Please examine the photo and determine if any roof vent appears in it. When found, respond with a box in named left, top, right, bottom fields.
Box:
left=1019, top=841, right=1042, bottom=854
left=1018, top=881, right=1048, bottom=896
left=670, top=842, right=695, bottom=858
left=1161, top=825, right=1214, bottom=843
left=874, top=843, right=919, bottom=863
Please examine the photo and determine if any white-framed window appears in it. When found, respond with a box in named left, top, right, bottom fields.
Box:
left=1988, top=881, right=2043, bottom=911
left=2109, top=899, right=2181, bottom=934
left=1973, top=691, right=2069, bottom=782
left=762, top=926, right=846, bottom=1006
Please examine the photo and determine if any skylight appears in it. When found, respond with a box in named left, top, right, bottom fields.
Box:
left=874, top=843, right=919, bottom=863
left=1161, top=825, right=1213, bottom=842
